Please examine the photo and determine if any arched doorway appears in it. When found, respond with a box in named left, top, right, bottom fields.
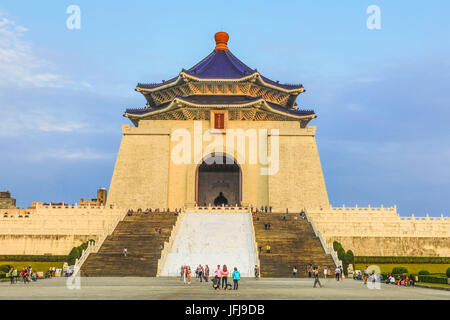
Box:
left=196, top=154, right=241, bottom=206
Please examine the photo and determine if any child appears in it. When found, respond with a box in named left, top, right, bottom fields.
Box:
left=232, top=267, right=240, bottom=290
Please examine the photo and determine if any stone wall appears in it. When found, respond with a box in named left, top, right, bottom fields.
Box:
left=309, top=206, right=450, bottom=257
left=107, top=120, right=330, bottom=211
left=0, top=205, right=124, bottom=255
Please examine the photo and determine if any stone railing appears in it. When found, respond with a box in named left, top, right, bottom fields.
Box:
left=304, top=210, right=339, bottom=267
left=157, top=210, right=184, bottom=277
left=72, top=240, right=96, bottom=276
left=330, top=204, right=397, bottom=213
left=71, top=209, right=127, bottom=274
left=92, top=211, right=126, bottom=253
left=249, top=210, right=261, bottom=278
left=189, top=204, right=250, bottom=213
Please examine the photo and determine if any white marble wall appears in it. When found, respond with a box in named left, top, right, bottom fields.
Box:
left=159, top=211, right=257, bottom=277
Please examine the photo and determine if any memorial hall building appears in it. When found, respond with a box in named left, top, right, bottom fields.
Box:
left=0, top=33, right=448, bottom=277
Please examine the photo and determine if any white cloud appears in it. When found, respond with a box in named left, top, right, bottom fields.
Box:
left=0, top=14, right=90, bottom=89
left=31, top=148, right=114, bottom=161
left=0, top=106, right=90, bottom=136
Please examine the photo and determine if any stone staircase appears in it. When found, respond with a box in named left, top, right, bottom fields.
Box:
left=253, top=213, right=335, bottom=277
left=81, top=212, right=178, bottom=277
left=159, top=211, right=258, bottom=277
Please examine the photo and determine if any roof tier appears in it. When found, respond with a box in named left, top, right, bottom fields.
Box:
left=125, top=94, right=315, bottom=127
left=126, top=32, right=314, bottom=125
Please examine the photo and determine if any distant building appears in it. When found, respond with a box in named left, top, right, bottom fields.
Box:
left=0, top=191, right=17, bottom=209
left=30, top=202, right=69, bottom=208
left=79, top=188, right=108, bottom=207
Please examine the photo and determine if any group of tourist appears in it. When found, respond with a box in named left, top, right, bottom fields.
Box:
left=6, top=266, right=40, bottom=284
left=250, top=205, right=272, bottom=214
left=300, top=263, right=339, bottom=287
left=384, top=273, right=416, bottom=286
left=180, top=264, right=257, bottom=290
left=258, top=244, right=271, bottom=254
left=126, top=208, right=182, bottom=216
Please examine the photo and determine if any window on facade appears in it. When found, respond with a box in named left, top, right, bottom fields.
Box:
left=214, top=113, right=225, bottom=129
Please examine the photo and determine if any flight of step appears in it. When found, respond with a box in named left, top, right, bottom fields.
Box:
left=253, top=213, right=335, bottom=277
left=81, top=212, right=178, bottom=277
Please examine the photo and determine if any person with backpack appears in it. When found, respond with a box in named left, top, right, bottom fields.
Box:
left=232, top=267, right=241, bottom=290
left=254, top=265, right=260, bottom=279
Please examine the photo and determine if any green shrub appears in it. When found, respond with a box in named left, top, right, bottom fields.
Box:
left=418, top=270, right=430, bottom=275
left=446, top=267, right=450, bottom=278
left=337, top=248, right=345, bottom=261
left=333, top=241, right=342, bottom=252
left=346, top=250, right=355, bottom=266
left=0, top=255, right=67, bottom=262
left=0, top=265, right=11, bottom=273
left=418, top=275, right=448, bottom=284
left=355, top=256, right=450, bottom=264
left=67, top=247, right=80, bottom=265
left=392, top=266, right=408, bottom=274
left=80, top=242, right=88, bottom=251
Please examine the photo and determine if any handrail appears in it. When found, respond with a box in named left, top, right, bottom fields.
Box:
left=72, top=209, right=127, bottom=275
left=249, top=210, right=261, bottom=278
left=157, top=210, right=184, bottom=276
left=72, top=240, right=95, bottom=276
left=304, top=209, right=339, bottom=267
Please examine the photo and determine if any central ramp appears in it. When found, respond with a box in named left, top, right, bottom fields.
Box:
left=159, top=211, right=258, bottom=277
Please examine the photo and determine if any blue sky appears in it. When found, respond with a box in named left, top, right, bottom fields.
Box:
left=0, top=1, right=449, bottom=216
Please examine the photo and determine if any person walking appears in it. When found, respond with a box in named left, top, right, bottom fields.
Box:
left=323, top=266, right=328, bottom=279
left=221, top=265, right=229, bottom=289
left=266, top=244, right=271, bottom=253
left=187, top=266, right=192, bottom=285
left=215, top=265, right=222, bottom=289
left=12, top=267, right=17, bottom=284
left=313, top=266, right=322, bottom=288
left=232, top=267, right=240, bottom=290
left=198, top=264, right=204, bottom=282
left=21, top=268, right=27, bottom=284
left=335, top=265, right=341, bottom=282
left=363, top=266, right=369, bottom=284
left=307, top=263, right=312, bottom=278
left=183, top=266, right=187, bottom=284
left=204, top=265, right=210, bottom=282
left=292, top=266, right=298, bottom=277
left=123, top=248, right=127, bottom=257
left=254, top=265, right=260, bottom=279
left=339, top=265, right=344, bottom=282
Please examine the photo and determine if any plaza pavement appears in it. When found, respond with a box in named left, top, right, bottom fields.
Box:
left=0, top=277, right=448, bottom=300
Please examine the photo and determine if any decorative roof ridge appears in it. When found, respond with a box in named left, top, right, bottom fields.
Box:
left=187, top=51, right=216, bottom=75
left=225, top=50, right=255, bottom=76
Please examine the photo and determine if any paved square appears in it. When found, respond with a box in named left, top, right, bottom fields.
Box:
left=0, top=277, right=448, bottom=300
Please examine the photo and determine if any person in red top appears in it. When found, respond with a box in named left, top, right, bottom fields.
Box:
left=221, top=265, right=229, bottom=289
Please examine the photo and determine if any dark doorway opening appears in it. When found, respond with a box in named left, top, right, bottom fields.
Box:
left=196, top=154, right=241, bottom=206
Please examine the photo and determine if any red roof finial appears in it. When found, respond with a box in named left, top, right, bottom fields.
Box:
left=214, top=31, right=229, bottom=51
